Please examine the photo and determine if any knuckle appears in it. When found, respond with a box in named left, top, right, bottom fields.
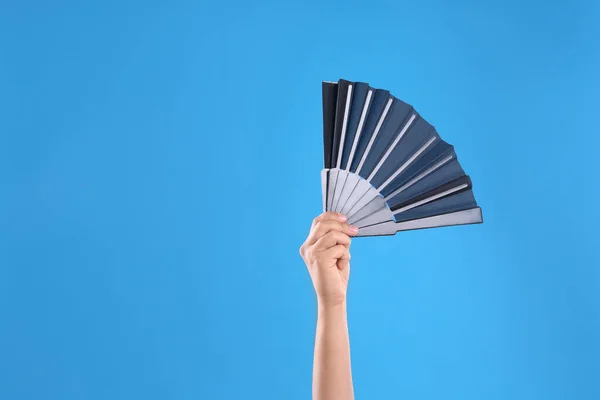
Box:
left=316, top=221, right=333, bottom=235
left=322, top=229, right=335, bottom=238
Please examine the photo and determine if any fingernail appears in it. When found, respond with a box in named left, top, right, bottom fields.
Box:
left=338, top=214, right=348, bottom=222
left=349, top=225, right=359, bottom=234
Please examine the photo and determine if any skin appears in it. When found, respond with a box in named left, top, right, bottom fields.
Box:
left=299, top=212, right=358, bottom=400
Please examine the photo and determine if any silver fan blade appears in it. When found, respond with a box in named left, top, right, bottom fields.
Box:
left=330, top=170, right=349, bottom=213
left=353, top=206, right=394, bottom=228
left=326, top=168, right=340, bottom=211
left=348, top=196, right=388, bottom=225
left=355, top=207, right=483, bottom=236
left=340, top=178, right=371, bottom=216
left=346, top=186, right=380, bottom=219
left=335, top=173, right=361, bottom=213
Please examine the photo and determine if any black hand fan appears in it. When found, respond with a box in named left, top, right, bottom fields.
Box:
left=321, top=79, right=483, bottom=237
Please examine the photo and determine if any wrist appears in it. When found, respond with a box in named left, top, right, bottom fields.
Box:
left=317, top=299, right=347, bottom=315
left=316, top=300, right=348, bottom=330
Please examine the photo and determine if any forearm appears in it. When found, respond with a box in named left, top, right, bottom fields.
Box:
left=313, top=301, right=354, bottom=400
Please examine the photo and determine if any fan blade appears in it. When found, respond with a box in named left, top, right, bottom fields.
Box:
left=355, top=208, right=483, bottom=237
left=320, top=169, right=328, bottom=213
left=393, top=187, right=478, bottom=223
left=330, top=170, right=349, bottom=212
left=351, top=175, right=473, bottom=228
left=386, top=158, right=466, bottom=208
left=340, top=84, right=373, bottom=172
left=322, top=81, right=338, bottom=170
left=349, top=196, right=392, bottom=227
left=360, top=97, right=416, bottom=181
left=339, top=178, right=371, bottom=216
left=370, top=118, right=439, bottom=192
left=331, top=80, right=353, bottom=169
left=326, top=168, right=340, bottom=212
left=321, top=81, right=338, bottom=211
left=346, top=186, right=380, bottom=219
left=380, top=140, right=455, bottom=198
left=326, top=80, right=353, bottom=211
left=332, top=83, right=372, bottom=212
left=348, top=89, right=391, bottom=174
left=335, top=173, right=361, bottom=213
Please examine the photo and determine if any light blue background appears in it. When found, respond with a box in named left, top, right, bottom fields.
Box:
left=1, top=1, right=599, bottom=399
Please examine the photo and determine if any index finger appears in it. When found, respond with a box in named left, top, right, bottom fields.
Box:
left=306, top=219, right=358, bottom=246
left=311, top=212, right=348, bottom=228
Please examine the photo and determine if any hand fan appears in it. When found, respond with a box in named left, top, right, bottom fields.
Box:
left=321, top=79, right=483, bottom=237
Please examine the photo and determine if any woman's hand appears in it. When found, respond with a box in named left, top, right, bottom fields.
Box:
left=299, top=212, right=359, bottom=308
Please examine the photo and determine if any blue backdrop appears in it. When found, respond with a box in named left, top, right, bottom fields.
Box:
left=1, top=1, right=599, bottom=399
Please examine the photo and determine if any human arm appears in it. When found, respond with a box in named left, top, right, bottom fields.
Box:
left=299, top=212, right=358, bottom=400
